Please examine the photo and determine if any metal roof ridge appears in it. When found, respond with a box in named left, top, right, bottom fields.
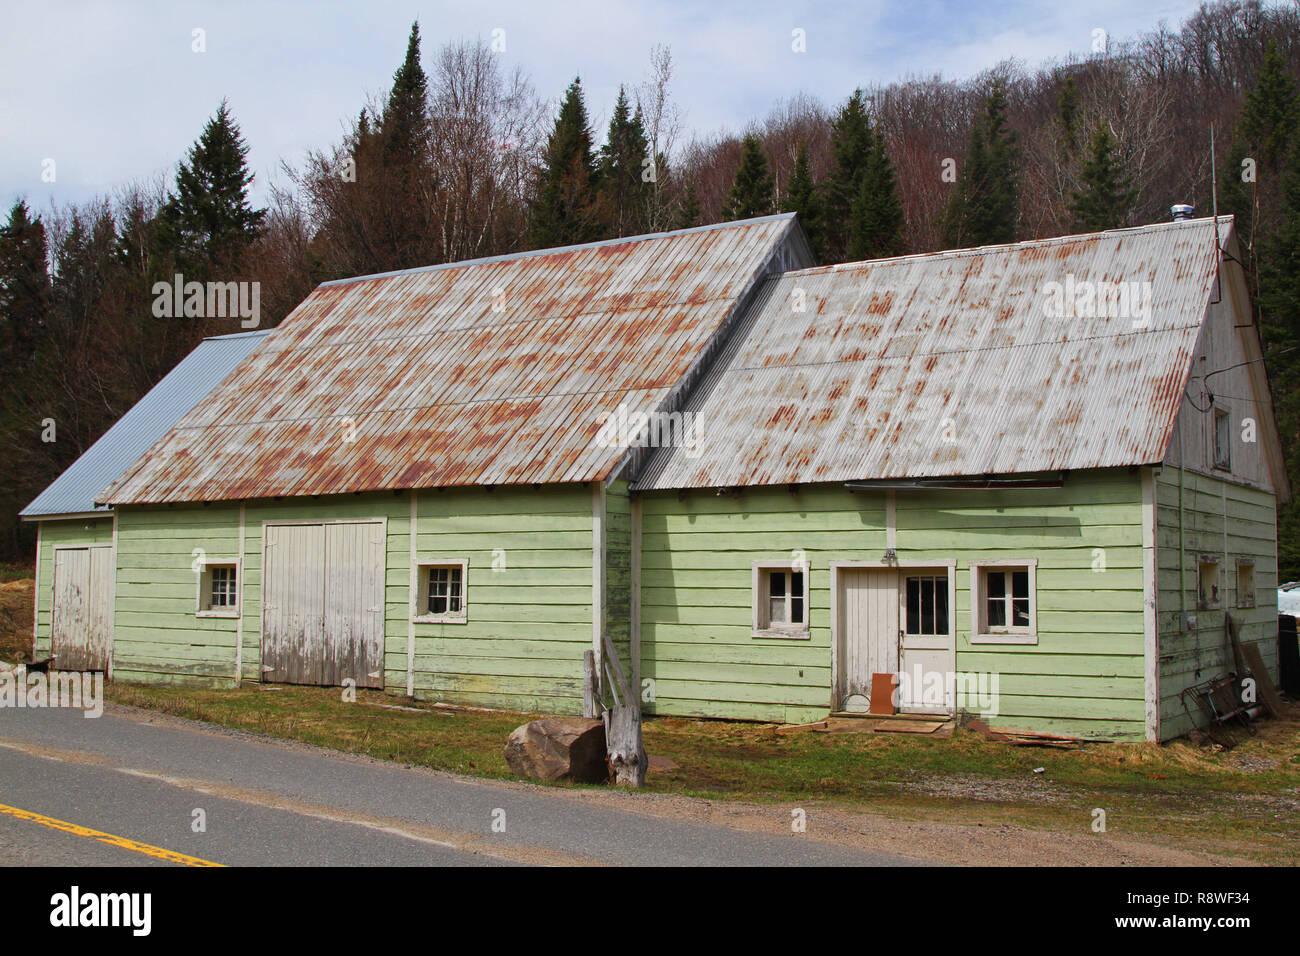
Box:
left=318, top=213, right=798, bottom=288
left=778, top=216, right=1229, bottom=278
left=201, top=329, right=272, bottom=341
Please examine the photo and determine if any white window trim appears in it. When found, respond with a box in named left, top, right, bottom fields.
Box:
left=752, top=559, right=811, bottom=639
left=195, top=558, right=241, bottom=619
left=1212, top=403, right=1232, bottom=472
left=413, top=557, right=469, bottom=624
left=1197, top=553, right=1222, bottom=610
left=1235, top=557, right=1256, bottom=609
left=969, top=558, right=1038, bottom=645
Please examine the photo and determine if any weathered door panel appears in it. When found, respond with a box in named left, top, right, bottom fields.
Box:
left=262, top=521, right=384, bottom=688
left=51, top=547, right=112, bottom=671
left=323, top=522, right=385, bottom=688
left=262, top=523, right=326, bottom=685
left=836, top=568, right=899, bottom=713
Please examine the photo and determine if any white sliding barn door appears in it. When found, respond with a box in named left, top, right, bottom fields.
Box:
left=262, top=521, right=384, bottom=688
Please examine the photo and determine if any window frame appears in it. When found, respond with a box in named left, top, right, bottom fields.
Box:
left=413, top=558, right=469, bottom=624
left=752, top=559, right=811, bottom=639
left=1197, top=554, right=1222, bottom=610
left=968, top=558, right=1038, bottom=645
left=1212, top=404, right=1232, bottom=472
left=1235, top=558, right=1256, bottom=609
left=901, top=571, right=952, bottom=640
left=195, top=558, right=241, bottom=619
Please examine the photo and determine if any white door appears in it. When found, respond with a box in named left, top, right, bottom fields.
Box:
left=51, top=546, right=113, bottom=671
left=836, top=568, right=899, bottom=713
left=897, top=570, right=954, bottom=715
left=263, top=521, right=385, bottom=688
left=836, top=565, right=955, bottom=716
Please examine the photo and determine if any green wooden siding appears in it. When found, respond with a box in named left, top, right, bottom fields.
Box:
left=109, top=485, right=596, bottom=713
left=1155, top=467, right=1278, bottom=740
left=638, top=470, right=1148, bottom=737
left=114, top=504, right=242, bottom=686
left=33, top=517, right=115, bottom=659
left=408, top=484, right=593, bottom=713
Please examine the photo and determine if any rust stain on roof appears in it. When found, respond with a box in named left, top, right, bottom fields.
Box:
left=637, top=218, right=1232, bottom=490
left=100, top=215, right=802, bottom=505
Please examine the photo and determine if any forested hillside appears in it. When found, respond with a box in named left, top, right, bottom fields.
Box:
left=3, top=0, right=1298, bottom=575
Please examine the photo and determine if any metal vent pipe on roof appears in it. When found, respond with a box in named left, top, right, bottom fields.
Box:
left=1171, top=204, right=1195, bottom=222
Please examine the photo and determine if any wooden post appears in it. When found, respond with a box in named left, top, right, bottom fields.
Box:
left=601, top=633, right=646, bottom=787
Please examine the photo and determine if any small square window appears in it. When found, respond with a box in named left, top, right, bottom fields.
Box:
left=1197, top=557, right=1221, bottom=609
left=1213, top=407, right=1231, bottom=471
left=1236, top=560, right=1256, bottom=608
left=415, top=560, right=468, bottom=622
left=197, top=562, right=239, bottom=617
left=970, top=561, right=1037, bottom=644
left=753, top=562, right=810, bottom=637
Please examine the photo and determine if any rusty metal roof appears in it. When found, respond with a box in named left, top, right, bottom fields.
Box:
left=635, top=217, right=1231, bottom=490
left=100, top=214, right=807, bottom=505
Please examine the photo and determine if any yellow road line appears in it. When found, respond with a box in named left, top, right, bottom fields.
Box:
left=0, top=802, right=224, bottom=867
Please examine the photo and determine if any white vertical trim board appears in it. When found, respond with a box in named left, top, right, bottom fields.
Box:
left=592, top=481, right=606, bottom=675
left=1141, top=467, right=1160, bottom=742
left=235, top=503, right=245, bottom=684
left=885, top=490, right=897, bottom=551
left=108, top=512, right=118, bottom=680
left=630, top=494, right=642, bottom=696
left=31, top=521, right=42, bottom=657
left=407, top=489, right=418, bottom=698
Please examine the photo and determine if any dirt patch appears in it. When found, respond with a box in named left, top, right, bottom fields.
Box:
left=541, top=785, right=1258, bottom=867
left=0, top=578, right=34, bottom=666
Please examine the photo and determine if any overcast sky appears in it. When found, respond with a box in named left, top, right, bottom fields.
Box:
left=2, top=0, right=1207, bottom=214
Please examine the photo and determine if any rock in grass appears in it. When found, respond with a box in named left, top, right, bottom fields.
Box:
left=504, top=717, right=607, bottom=784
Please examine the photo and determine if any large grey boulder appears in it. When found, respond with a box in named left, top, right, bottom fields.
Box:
left=504, top=717, right=608, bottom=783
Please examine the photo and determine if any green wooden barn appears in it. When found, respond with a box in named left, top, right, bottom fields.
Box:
left=25, top=212, right=1288, bottom=742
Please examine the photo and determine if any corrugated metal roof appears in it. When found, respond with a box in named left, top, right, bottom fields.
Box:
left=100, top=214, right=806, bottom=505
left=636, top=217, right=1230, bottom=490
left=22, top=330, right=270, bottom=517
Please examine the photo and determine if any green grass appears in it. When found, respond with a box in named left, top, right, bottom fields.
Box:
left=107, top=681, right=1300, bottom=864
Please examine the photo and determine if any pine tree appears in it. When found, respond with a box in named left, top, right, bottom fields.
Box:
left=158, top=100, right=265, bottom=271
left=1222, top=40, right=1299, bottom=256
left=942, top=79, right=1020, bottom=248
left=721, top=134, right=774, bottom=221
left=823, top=90, right=875, bottom=260
left=0, top=200, right=52, bottom=373
left=848, top=129, right=906, bottom=260
left=676, top=179, right=701, bottom=230
left=782, top=142, right=822, bottom=256
left=1241, top=40, right=1298, bottom=170
left=381, top=22, right=433, bottom=162
left=1260, top=153, right=1300, bottom=579
left=1069, top=122, right=1136, bottom=232
left=530, top=77, right=607, bottom=248
left=599, top=88, right=652, bottom=237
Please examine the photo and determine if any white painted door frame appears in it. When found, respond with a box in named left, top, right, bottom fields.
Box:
left=259, top=517, right=387, bottom=688
left=830, top=559, right=957, bottom=716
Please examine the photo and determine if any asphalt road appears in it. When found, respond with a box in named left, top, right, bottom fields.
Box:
left=0, top=704, right=918, bottom=867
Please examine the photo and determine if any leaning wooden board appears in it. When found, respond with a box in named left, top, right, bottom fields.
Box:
left=1241, top=642, right=1284, bottom=718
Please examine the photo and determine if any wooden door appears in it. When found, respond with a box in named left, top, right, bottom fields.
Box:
left=262, top=523, right=326, bottom=684
left=836, top=567, right=899, bottom=713
left=323, top=522, right=385, bottom=689
left=262, top=521, right=384, bottom=688
left=898, top=570, right=954, bottom=715
left=51, top=546, right=113, bottom=671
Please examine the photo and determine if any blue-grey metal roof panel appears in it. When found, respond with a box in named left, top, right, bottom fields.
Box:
left=21, top=330, right=270, bottom=517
